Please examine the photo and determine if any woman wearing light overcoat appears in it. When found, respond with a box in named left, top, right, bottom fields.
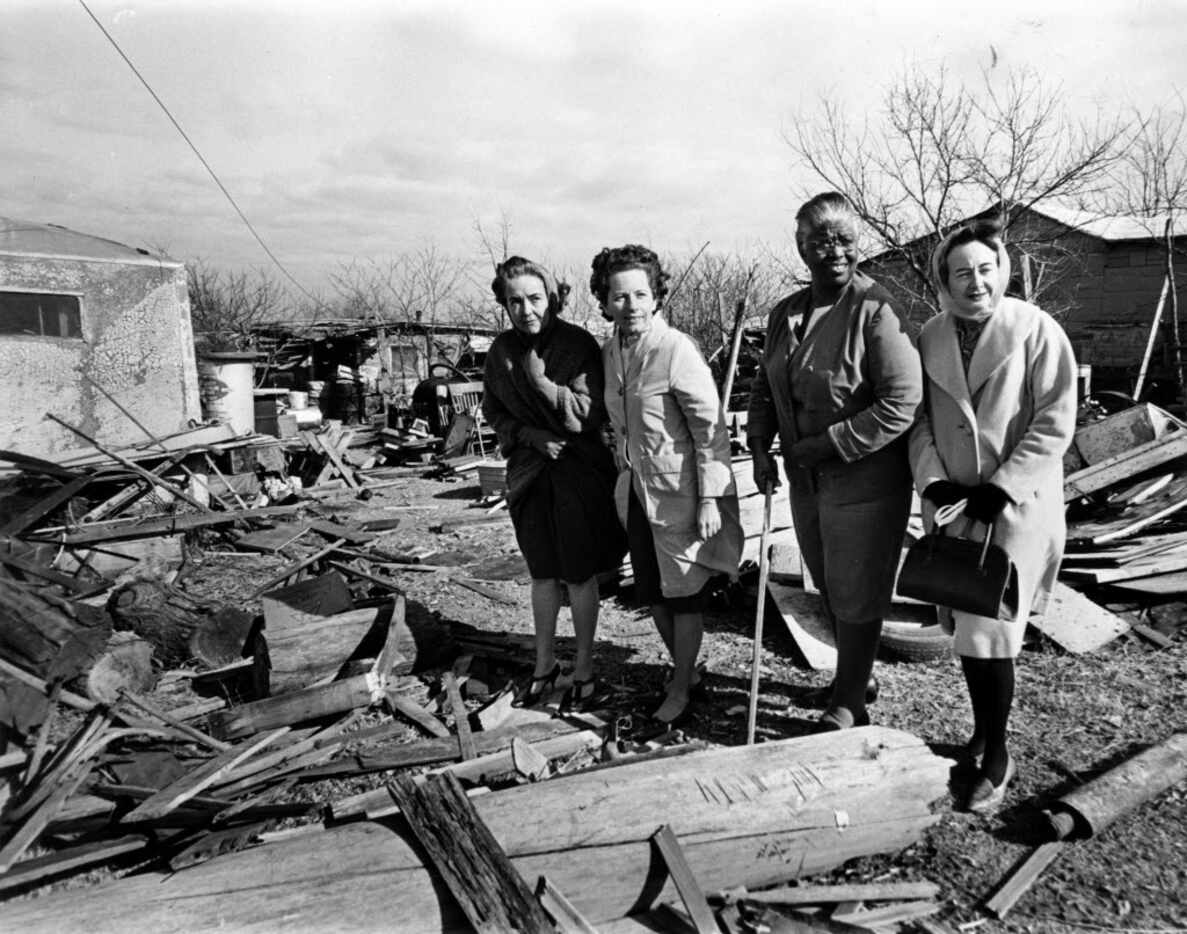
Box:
left=909, top=219, right=1077, bottom=811
left=597, top=244, right=743, bottom=726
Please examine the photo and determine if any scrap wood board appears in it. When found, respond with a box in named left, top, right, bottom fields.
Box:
left=732, top=458, right=797, bottom=567
left=1030, top=583, right=1131, bottom=653
left=1067, top=477, right=1187, bottom=545
left=1105, top=569, right=1187, bottom=596
left=767, top=579, right=836, bottom=669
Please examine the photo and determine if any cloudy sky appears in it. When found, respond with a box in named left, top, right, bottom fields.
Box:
left=3, top=0, right=1183, bottom=301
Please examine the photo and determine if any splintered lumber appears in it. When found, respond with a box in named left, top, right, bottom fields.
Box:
left=443, top=671, right=476, bottom=760
left=1045, top=731, right=1187, bottom=840
left=1064, top=431, right=1187, bottom=501
left=120, top=728, right=290, bottom=824
left=1107, top=569, right=1187, bottom=596
left=832, top=900, right=940, bottom=927
left=388, top=773, right=554, bottom=934
left=208, top=674, right=376, bottom=740
left=1067, top=476, right=1187, bottom=544
left=1029, top=583, right=1130, bottom=653
left=386, top=690, right=450, bottom=738
left=652, top=825, right=718, bottom=934
left=983, top=841, right=1065, bottom=920
left=2, top=727, right=951, bottom=932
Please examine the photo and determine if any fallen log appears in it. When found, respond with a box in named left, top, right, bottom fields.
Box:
left=0, top=726, right=950, bottom=932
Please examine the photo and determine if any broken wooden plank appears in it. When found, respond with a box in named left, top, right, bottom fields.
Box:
left=511, top=736, right=551, bottom=782
left=443, top=671, right=476, bottom=761
left=386, top=690, right=450, bottom=738
left=116, top=691, right=232, bottom=753
left=233, top=522, right=311, bottom=554
left=832, top=899, right=940, bottom=928
left=730, top=880, right=941, bottom=906
left=983, top=841, right=1065, bottom=919
left=1064, top=431, right=1187, bottom=501
left=0, top=552, right=108, bottom=596
left=1108, top=569, right=1187, bottom=596
left=388, top=772, right=554, bottom=934
left=1060, top=547, right=1187, bottom=584
left=1029, top=583, right=1131, bottom=653
left=0, top=760, right=95, bottom=872
left=248, top=537, right=349, bottom=600
left=308, top=518, right=374, bottom=544
left=121, top=728, right=290, bottom=824
left=652, top=824, right=719, bottom=934
left=209, top=675, right=376, bottom=740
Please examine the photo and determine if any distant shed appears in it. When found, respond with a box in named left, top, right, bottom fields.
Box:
left=0, top=218, right=200, bottom=459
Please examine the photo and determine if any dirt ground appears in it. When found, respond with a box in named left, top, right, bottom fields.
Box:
left=172, top=469, right=1187, bottom=933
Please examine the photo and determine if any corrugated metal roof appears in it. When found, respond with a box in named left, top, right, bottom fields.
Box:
left=0, top=218, right=181, bottom=266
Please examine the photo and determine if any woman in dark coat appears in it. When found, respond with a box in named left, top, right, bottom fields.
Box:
left=747, top=192, right=923, bottom=731
left=482, top=256, right=626, bottom=711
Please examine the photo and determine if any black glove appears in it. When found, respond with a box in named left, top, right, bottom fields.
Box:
left=922, top=480, right=969, bottom=508
left=963, top=484, right=1011, bottom=523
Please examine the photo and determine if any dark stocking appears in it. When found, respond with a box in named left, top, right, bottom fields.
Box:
left=960, top=655, right=1015, bottom=785
left=829, top=619, right=882, bottom=720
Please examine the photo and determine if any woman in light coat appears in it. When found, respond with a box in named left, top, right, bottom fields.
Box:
left=910, top=218, right=1077, bottom=812
left=596, top=244, right=743, bottom=727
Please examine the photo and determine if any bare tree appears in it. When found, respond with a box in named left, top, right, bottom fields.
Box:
left=187, top=260, right=290, bottom=351
left=327, top=246, right=470, bottom=327
left=787, top=63, right=1127, bottom=321
left=1109, top=91, right=1187, bottom=224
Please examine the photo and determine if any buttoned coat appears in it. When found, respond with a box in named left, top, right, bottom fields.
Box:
left=909, top=297, right=1077, bottom=651
left=604, top=314, right=743, bottom=598
left=747, top=272, right=921, bottom=622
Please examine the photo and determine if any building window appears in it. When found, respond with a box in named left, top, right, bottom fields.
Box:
left=0, top=292, right=83, bottom=338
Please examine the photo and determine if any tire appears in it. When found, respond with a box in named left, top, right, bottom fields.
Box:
left=880, top=605, right=953, bottom=662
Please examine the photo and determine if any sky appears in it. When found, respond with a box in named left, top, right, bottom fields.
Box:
left=3, top=0, right=1185, bottom=304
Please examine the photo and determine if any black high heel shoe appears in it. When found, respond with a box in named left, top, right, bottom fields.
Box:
left=559, top=677, right=608, bottom=715
left=513, top=663, right=562, bottom=708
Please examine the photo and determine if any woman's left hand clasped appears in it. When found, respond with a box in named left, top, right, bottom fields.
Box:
left=521, top=426, right=567, bottom=460
left=697, top=497, right=722, bottom=540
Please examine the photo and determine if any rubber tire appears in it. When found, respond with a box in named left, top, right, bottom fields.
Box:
left=880, top=612, right=954, bottom=663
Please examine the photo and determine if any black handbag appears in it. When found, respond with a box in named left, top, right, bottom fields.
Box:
left=897, top=505, right=1019, bottom=621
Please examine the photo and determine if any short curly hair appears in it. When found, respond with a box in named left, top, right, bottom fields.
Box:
left=794, top=191, right=858, bottom=253
left=490, top=256, right=570, bottom=314
left=588, top=244, right=671, bottom=307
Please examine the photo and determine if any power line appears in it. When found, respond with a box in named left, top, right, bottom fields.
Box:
left=77, top=0, right=320, bottom=306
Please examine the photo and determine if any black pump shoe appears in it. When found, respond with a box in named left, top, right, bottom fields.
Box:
left=559, top=677, right=608, bottom=715
left=513, top=663, right=562, bottom=708
left=801, top=675, right=879, bottom=709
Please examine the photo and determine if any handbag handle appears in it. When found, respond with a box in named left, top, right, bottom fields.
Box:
left=931, top=500, right=995, bottom=570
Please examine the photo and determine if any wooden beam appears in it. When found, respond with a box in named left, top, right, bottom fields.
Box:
left=209, top=675, right=375, bottom=740
left=1064, top=431, right=1187, bottom=500
left=0, top=834, right=149, bottom=894
left=248, top=537, right=348, bottom=600
left=732, top=881, right=941, bottom=906
left=0, top=476, right=89, bottom=536
left=537, top=875, right=599, bottom=933
left=387, top=773, right=554, bottom=934
left=386, top=690, right=450, bottom=738
left=652, top=824, right=719, bottom=934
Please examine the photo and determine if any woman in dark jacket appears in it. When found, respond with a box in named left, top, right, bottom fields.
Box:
left=482, top=256, right=626, bottom=712
left=747, top=192, right=922, bottom=731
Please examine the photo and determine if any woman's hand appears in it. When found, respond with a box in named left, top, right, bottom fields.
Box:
left=789, top=433, right=837, bottom=468
left=520, top=426, right=567, bottom=460
left=522, top=348, right=550, bottom=389
left=750, top=441, right=781, bottom=493
left=697, top=497, right=722, bottom=540
left=963, top=484, right=1011, bottom=523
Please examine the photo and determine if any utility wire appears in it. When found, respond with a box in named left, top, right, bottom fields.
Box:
left=77, top=0, right=320, bottom=306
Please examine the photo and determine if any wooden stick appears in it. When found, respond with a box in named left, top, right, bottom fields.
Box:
left=728, top=881, right=941, bottom=905
left=247, top=537, right=347, bottom=599
left=0, top=835, right=148, bottom=894
left=117, top=690, right=232, bottom=752
left=1134, top=273, right=1171, bottom=399
left=386, top=690, right=450, bottom=738
left=45, top=413, right=213, bottom=514
left=22, top=682, right=61, bottom=786
left=747, top=485, right=773, bottom=745
left=0, top=657, right=94, bottom=711
left=536, top=875, right=599, bottom=933
left=443, top=671, right=476, bottom=760
left=652, top=824, right=718, bottom=934
left=0, top=761, right=95, bottom=872
left=984, top=841, right=1066, bottom=919
left=720, top=296, right=749, bottom=409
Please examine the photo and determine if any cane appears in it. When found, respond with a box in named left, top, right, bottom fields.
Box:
left=746, top=482, right=774, bottom=745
